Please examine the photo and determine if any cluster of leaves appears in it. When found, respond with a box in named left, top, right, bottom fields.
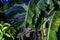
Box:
left=0, top=21, right=16, bottom=40
left=22, top=0, right=60, bottom=40
left=0, top=0, right=60, bottom=40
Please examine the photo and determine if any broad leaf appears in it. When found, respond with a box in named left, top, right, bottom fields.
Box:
left=49, top=30, right=57, bottom=40
left=51, top=11, right=60, bottom=32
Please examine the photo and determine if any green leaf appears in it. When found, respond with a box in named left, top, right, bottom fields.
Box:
left=5, top=33, right=11, bottom=37
left=2, top=27, right=8, bottom=31
left=0, top=31, right=3, bottom=40
left=25, top=0, right=37, bottom=28
left=34, top=0, right=51, bottom=28
left=0, top=24, right=3, bottom=29
left=51, top=11, right=60, bottom=31
left=47, top=12, right=55, bottom=40
left=49, top=0, right=54, bottom=10
left=27, top=9, right=34, bottom=25
left=3, top=23, right=10, bottom=27
left=49, top=30, right=57, bottom=40
left=36, top=0, right=47, bottom=11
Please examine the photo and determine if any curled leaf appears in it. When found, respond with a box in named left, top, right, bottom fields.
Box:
left=2, top=27, right=8, bottom=31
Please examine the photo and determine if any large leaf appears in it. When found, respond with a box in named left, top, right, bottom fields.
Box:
left=49, top=30, right=57, bottom=40
left=33, top=0, right=49, bottom=29
left=51, top=11, right=60, bottom=32
left=25, top=0, right=37, bottom=28
left=36, top=0, right=47, bottom=11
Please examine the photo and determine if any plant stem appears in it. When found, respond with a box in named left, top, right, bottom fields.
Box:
left=47, top=12, right=55, bottom=40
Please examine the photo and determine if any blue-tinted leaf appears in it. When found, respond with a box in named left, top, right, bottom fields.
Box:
left=4, top=6, right=25, bottom=15
left=1, top=0, right=12, bottom=4
left=22, top=0, right=30, bottom=4
left=10, top=13, right=26, bottom=25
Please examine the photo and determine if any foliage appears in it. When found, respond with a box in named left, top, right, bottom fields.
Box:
left=0, top=0, right=60, bottom=40
left=0, top=21, right=16, bottom=40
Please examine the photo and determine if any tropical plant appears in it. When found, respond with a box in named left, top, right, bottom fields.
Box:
left=0, top=21, right=16, bottom=40
left=0, top=0, right=60, bottom=40
left=20, top=0, right=60, bottom=40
